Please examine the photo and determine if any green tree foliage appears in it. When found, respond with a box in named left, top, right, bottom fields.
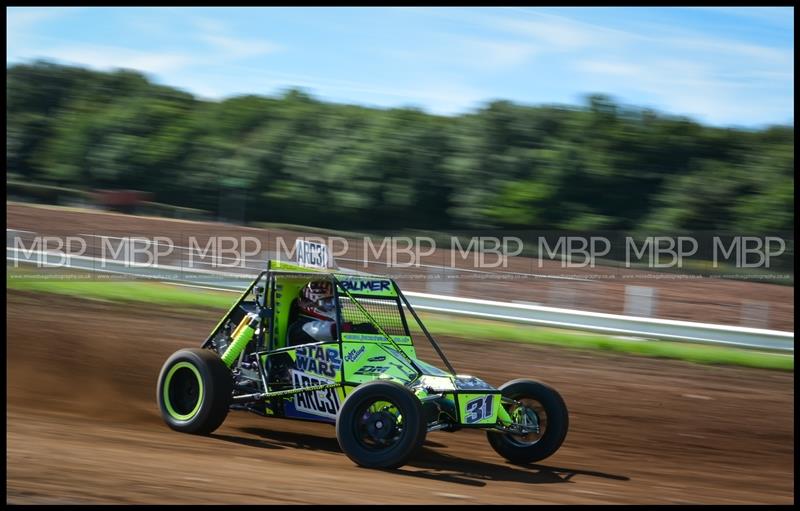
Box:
left=6, top=62, right=794, bottom=232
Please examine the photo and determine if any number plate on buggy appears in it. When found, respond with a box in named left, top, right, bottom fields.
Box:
left=458, top=393, right=501, bottom=425
left=290, top=370, right=340, bottom=419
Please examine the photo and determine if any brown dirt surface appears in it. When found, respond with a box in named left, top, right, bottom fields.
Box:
left=6, top=202, right=794, bottom=330
left=5, top=291, right=794, bottom=504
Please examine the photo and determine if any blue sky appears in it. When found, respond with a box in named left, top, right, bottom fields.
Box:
left=6, top=7, right=794, bottom=127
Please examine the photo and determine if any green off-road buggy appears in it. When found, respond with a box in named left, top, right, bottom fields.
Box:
left=157, top=241, right=568, bottom=469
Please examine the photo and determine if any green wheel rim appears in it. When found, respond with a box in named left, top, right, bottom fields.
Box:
left=163, top=361, right=204, bottom=420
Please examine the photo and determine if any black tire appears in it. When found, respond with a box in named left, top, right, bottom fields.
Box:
left=487, top=379, right=568, bottom=464
left=336, top=381, right=426, bottom=469
left=156, top=348, right=232, bottom=435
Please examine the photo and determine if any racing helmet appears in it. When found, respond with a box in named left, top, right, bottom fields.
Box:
left=297, top=280, right=336, bottom=321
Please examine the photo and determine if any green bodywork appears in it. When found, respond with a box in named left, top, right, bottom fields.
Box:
left=203, top=261, right=514, bottom=429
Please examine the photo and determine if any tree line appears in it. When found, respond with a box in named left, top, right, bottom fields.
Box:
left=7, top=61, right=794, bottom=233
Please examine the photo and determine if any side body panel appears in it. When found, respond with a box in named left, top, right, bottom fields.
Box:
left=341, top=340, right=418, bottom=384
left=261, top=343, right=345, bottom=423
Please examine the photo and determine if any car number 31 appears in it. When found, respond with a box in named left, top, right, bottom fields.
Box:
left=464, top=395, right=494, bottom=423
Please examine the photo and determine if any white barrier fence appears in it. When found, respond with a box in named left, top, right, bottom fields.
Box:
left=6, top=241, right=794, bottom=353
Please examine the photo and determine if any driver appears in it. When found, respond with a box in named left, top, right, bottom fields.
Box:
left=286, top=280, right=338, bottom=346
left=286, top=279, right=381, bottom=347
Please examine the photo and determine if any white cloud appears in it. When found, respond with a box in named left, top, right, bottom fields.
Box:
left=7, top=7, right=79, bottom=55
left=190, top=16, right=227, bottom=34
left=6, top=6, right=83, bottom=27
left=386, top=35, right=540, bottom=73
left=41, top=45, right=196, bottom=74
left=190, top=15, right=282, bottom=60
left=7, top=8, right=59, bottom=27
left=663, top=35, right=793, bottom=66
left=573, top=56, right=792, bottom=125
left=457, top=37, right=540, bottom=71
left=491, top=18, right=600, bottom=51
left=199, top=34, right=281, bottom=59
left=497, top=7, right=793, bottom=67
left=493, top=8, right=635, bottom=49
left=9, top=10, right=283, bottom=84
left=684, top=7, right=794, bottom=30
left=575, top=60, right=641, bottom=78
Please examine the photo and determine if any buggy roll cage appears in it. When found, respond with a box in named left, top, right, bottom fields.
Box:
left=201, top=266, right=458, bottom=380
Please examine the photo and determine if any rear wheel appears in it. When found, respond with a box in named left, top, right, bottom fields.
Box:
left=157, top=348, right=232, bottom=434
left=336, top=381, right=426, bottom=469
left=487, top=379, right=568, bottom=464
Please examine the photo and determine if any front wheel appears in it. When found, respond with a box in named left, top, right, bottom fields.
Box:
left=156, top=348, right=232, bottom=434
left=487, top=378, right=568, bottom=464
left=336, top=381, right=426, bottom=469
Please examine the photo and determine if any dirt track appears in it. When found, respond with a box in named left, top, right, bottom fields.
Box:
left=6, top=291, right=794, bottom=504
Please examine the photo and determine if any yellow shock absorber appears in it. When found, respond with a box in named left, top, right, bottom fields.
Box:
left=230, top=315, right=249, bottom=340
left=221, top=313, right=258, bottom=367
